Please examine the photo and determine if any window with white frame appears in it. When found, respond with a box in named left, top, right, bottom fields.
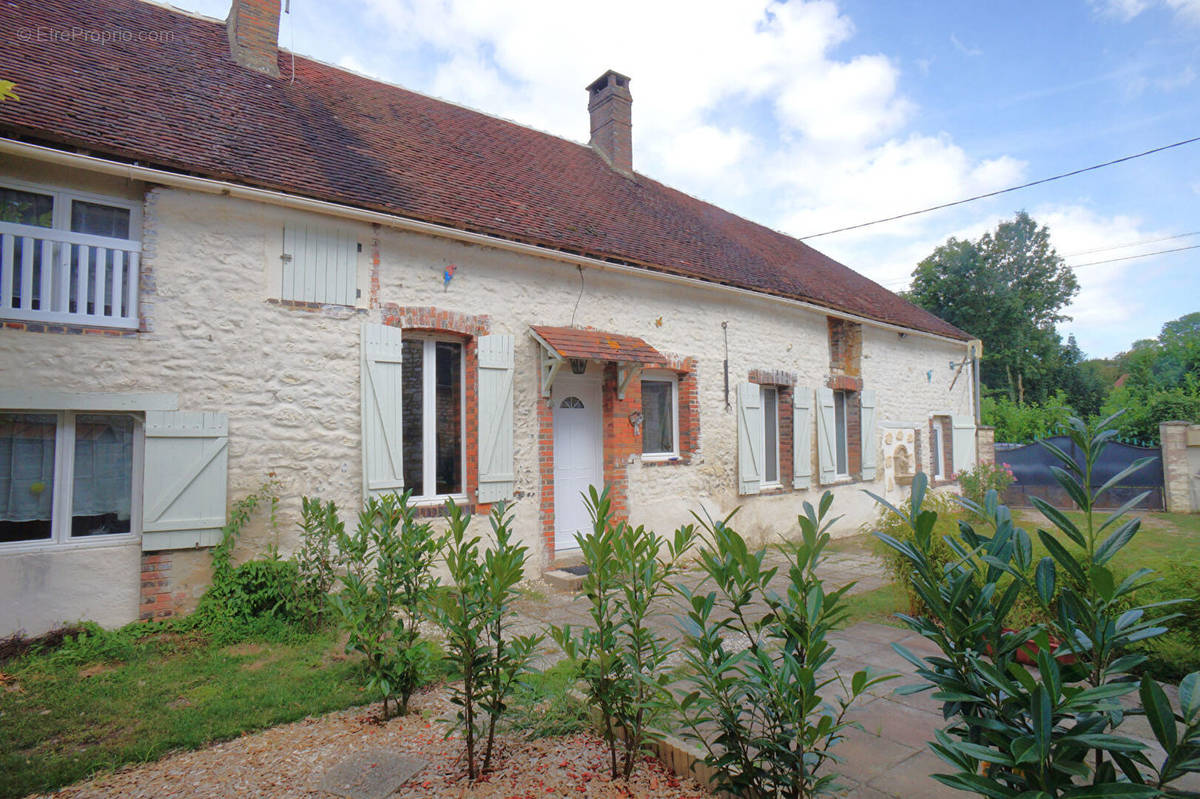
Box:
left=401, top=337, right=464, bottom=499
left=0, top=411, right=141, bottom=546
left=0, top=180, right=141, bottom=328
left=833, top=389, right=850, bottom=477
left=762, top=385, right=780, bottom=485
left=640, top=371, right=679, bottom=458
left=931, top=421, right=945, bottom=479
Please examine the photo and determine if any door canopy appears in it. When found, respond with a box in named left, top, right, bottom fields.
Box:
left=530, top=325, right=668, bottom=399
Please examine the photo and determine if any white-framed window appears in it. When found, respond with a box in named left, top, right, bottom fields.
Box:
left=762, top=385, right=780, bottom=486
left=401, top=336, right=465, bottom=500
left=0, top=410, right=143, bottom=549
left=833, top=389, right=850, bottom=477
left=641, top=371, right=679, bottom=459
left=0, top=178, right=142, bottom=328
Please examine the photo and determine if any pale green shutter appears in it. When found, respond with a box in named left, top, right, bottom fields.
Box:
left=737, top=382, right=763, bottom=495
left=142, top=411, right=228, bottom=550
left=476, top=334, right=515, bottom=503
left=792, top=387, right=813, bottom=489
left=361, top=322, right=404, bottom=499
left=816, top=387, right=836, bottom=485
left=860, top=389, right=878, bottom=481
left=952, top=415, right=977, bottom=475
left=282, top=224, right=358, bottom=306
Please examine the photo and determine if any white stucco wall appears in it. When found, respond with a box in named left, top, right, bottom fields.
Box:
left=0, top=160, right=974, bottom=634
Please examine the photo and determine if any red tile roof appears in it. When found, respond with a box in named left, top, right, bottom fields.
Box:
left=0, top=0, right=969, bottom=341
left=531, top=326, right=668, bottom=366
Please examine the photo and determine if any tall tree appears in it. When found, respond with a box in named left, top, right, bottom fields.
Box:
left=907, top=211, right=1079, bottom=403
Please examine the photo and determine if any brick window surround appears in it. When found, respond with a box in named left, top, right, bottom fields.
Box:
left=749, top=369, right=795, bottom=492
left=538, top=356, right=699, bottom=560
left=381, top=305, right=492, bottom=515
left=928, top=415, right=954, bottom=485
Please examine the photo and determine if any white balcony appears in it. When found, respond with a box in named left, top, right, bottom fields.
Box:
left=0, top=221, right=141, bottom=330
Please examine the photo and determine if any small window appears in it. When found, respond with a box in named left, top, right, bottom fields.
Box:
left=641, top=373, right=678, bottom=458
left=762, top=386, right=779, bottom=485
left=560, top=396, right=585, bottom=409
left=0, top=411, right=139, bottom=547
left=401, top=337, right=464, bottom=499
left=931, top=422, right=944, bottom=480
left=833, top=390, right=849, bottom=477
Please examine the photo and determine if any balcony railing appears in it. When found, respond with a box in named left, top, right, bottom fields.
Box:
left=0, top=221, right=141, bottom=329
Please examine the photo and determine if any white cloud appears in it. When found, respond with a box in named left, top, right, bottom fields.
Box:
left=949, top=33, right=982, bottom=56
left=1091, top=0, right=1200, bottom=22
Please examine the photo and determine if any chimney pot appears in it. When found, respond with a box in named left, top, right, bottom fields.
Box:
left=227, top=0, right=281, bottom=77
left=587, top=70, right=633, bottom=173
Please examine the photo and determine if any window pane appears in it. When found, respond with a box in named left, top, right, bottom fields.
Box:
left=641, top=380, right=674, bottom=454
left=72, top=415, right=134, bottom=537
left=0, top=188, right=53, bottom=227
left=70, top=201, right=131, bottom=239
left=402, top=339, right=424, bottom=492
left=834, top=391, right=848, bottom=475
left=0, top=413, right=56, bottom=544
left=931, top=426, right=942, bottom=477
left=763, top=388, right=778, bottom=483
left=434, top=341, right=462, bottom=495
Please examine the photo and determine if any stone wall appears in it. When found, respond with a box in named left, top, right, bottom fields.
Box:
left=0, top=160, right=977, bottom=633
left=1161, top=421, right=1200, bottom=514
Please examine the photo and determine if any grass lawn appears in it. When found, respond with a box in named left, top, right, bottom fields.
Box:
left=0, top=627, right=370, bottom=799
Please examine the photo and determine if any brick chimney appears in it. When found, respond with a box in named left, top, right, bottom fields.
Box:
left=587, top=70, right=633, bottom=173
left=227, top=0, right=281, bottom=77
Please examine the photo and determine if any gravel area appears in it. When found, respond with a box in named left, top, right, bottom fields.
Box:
left=34, top=687, right=710, bottom=799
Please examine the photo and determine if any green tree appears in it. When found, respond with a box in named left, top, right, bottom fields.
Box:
left=1102, top=312, right=1200, bottom=442
left=908, top=211, right=1079, bottom=404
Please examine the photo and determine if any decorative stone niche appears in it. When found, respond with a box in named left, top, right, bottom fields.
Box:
left=882, top=428, right=918, bottom=492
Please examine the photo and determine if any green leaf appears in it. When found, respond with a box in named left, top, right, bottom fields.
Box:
left=1030, top=497, right=1085, bottom=547
left=1035, top=557, right=1056, bottom=605
left=1060, top=784, right=1160, bottom=798
left=1140, top=674, right=1177, bottom=752
left=1181, top=672, right=1200, bottom=722
left=1093, top=457, right=1156, bottom=502
left=1038, top=529, right=1087, bottom=584
left=1032, top=684, right=1052, bottom=760
left=1090, top=564, right=1115, bottom=601
left=1094, top=519, right=1140, bottom=566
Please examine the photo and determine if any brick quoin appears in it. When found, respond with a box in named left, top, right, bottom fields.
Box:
left=828, top=317, right=863, bottom=378
left=139, top=550, right=180, bottom=620
left=538, top=384, right=556, bottom=558
left=602, top=363, right=641, bottom=522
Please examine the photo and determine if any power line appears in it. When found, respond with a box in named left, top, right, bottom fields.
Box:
left=1062, top=230, right=1200, bottom=257
left=879, top=241, right=1199, bottom=290
left=1068, top=243, right=1200, bottom=268
left=797, top=134, right=1200, bottom=240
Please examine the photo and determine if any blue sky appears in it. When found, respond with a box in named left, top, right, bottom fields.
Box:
left=176, top=0, right=1200, bottom=358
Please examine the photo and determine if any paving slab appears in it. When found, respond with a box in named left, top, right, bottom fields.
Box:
left=864, top=750, right=962, bottom=799
left=319, top=750, right=425, bottom=799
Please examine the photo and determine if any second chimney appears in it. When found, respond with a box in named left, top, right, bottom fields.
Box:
left=227, top=0, right=281, bottom=77
left=587, top=70, right=633, bottom=173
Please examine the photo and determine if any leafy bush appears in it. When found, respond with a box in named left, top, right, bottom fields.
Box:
left=223, top=556, right=299, bottom=621
left=678, top=493, right=891, bottom=798
left=332, top=491, right=442, bottom=719
left=982, top=391, right=1074, bottom=443
left=1136, top=562, right=1200, bottom=681
left=292, top=497, right=346, bottom=630
left=875, top=415, right=1200, bottom=797
left=956, top=461, right=1015, bottom=506
left=550, top=486, right=696, bottom=781
left=870, top=491, right=961, bottom=616
left=433, top=501, right=541, bottom=779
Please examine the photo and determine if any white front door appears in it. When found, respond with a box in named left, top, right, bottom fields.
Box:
left=552, top=376, right=602, bottom=551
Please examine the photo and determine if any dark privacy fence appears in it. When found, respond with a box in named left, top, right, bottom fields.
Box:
left=997, top=435, right=1164, bottom=510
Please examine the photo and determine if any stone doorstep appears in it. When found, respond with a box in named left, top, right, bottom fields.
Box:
left=542, top=568, right=585, bottom=593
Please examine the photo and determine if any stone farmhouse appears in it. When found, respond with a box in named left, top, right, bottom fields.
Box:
left=0, top=0, right=984, bottom=636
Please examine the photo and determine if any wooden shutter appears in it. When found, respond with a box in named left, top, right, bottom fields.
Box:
left=860, top=389, right=878, bottom=481
left=142, top=411, right=228, bottom=550
left=816, top=387, right=836, bottom=485
left=792, top=387, right=813, bottom=489
left=281, top=224, right=358, bottom=306
left=361, top=322, right=404, bottom=499
left=736, top=382, right=762, bottom=496
left=952, top=415, right=977, bottom=475
left=476, top=334, right=515, bottom=503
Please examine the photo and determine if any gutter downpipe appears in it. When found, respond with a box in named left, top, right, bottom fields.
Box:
left=1, top=137, right=971, bottom=347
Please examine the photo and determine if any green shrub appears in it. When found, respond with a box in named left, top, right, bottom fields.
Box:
left=678, top=494, right=891, bottom=798
left=1136, top=562, right=1200, bottom=681
left=956, top=461, right=1015, bottom=506
left=870, top=491, right=961, bottom=616
left=434, top=501, right=541, bottom=779
left=875, top=415, right=1200, bottom=796
left=292, top=497, right=346, bottom=630
left=332, top=491, right=442, bottom=719
left=223, top=556, right=300, bottom=621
